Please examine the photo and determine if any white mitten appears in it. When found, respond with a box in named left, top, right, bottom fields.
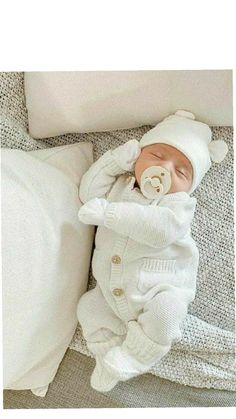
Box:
left=103, top=345, right=152, bottom=381
left=78, top=198, right=109, bottom=226
left=111, top=139, right=141, bottom=172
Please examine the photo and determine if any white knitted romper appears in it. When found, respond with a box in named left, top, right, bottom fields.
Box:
left=77, top=149, right=199, bottom=367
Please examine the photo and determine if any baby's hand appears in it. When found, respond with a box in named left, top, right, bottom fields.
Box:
left=78, top=198, right=108, bottom=226
left=111, top=139, right=141, bottom=172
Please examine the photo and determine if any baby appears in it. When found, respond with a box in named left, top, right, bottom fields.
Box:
left=77, top=110, right=228, bottom=392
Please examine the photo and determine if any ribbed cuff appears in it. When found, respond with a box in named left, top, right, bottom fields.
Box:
left=87, top=334, right=124, bottom=356
left=104, top=202, right=120, bottom=230
left=123, top=321, right=170, bottom=364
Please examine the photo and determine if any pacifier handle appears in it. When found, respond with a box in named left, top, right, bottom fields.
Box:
left=148, top=176, right=164, bottom=193
left=156, top=183, right=164, bottom=193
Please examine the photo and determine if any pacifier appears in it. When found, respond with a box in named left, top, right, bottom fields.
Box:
left=140, top=166, right=172, bottom=200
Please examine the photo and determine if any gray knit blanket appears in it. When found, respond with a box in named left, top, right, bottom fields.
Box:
left=1, top=72, right=235, bottom=391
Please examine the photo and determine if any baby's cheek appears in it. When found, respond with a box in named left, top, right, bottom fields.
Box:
left=135, top=156, right=153, bottom=176
left=134, top=160, right=143, bottom=183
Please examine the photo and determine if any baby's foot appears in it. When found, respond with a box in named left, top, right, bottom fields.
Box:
left=103, top=345, right=152, bottom=381
left=90, top=355, right=119, bottom=392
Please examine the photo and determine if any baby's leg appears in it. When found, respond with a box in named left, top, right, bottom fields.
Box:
left=77, top=284, right=127, bottom=356
left=104, top=289, right=188, bottom=382
left=77, top=285, right=127, bottom=392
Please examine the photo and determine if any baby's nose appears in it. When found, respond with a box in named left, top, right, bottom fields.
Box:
left=161, top=160, right=174, bottom=171
left=160, top=162, right=174, bottom=178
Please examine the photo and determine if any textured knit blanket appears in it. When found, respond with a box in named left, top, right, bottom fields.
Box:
left=0, top=72, right=235, bottom=391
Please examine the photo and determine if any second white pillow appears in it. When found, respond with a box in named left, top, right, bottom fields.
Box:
left=2, top=142, right=94, bottom=396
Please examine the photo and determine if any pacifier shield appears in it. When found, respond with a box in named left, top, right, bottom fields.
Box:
left=140, top=166, right=171, bottom=199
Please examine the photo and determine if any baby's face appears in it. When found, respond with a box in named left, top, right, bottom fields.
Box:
left=134, top=143, right=193, bottom=194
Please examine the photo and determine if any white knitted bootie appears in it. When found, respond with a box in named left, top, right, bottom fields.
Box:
left=90, top=355, right=119, bottom=392
left=103, top=345, right=153, bottom=381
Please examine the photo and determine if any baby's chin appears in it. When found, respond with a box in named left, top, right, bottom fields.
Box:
left=167, top=187, right=184, bottom=194
left=167, top=186, right=191, bottom=194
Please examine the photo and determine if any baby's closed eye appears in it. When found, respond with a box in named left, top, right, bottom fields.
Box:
left=177, top=168, right=186, bottom=176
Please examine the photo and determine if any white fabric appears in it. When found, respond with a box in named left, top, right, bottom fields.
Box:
left=139, top=110, right=228, bottom=194
left=24, top=70, right=233, bottom=138
left=77, top=146, right=199, bottom=389
left=111, top=139, right=141, bottom=171
left=2, top=143, right=94, bottom=395
left=90, top=355, right=119, bottom=392
left=30, top=385, right=49, bottom=398
left=78, top=197, right=109, bottom=226
left=103, top=336, right=155, bottom=381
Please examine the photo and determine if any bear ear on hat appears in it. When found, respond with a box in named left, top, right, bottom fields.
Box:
left=175, top=110, right=196, bottom=120
left=208, top=140, right=228, bottom=163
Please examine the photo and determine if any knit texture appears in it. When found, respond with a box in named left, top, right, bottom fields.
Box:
left=0, top=72, right=235, bottom=391
left=103, top=194, right=197, bottom=249
left=123, top=321, right=170, bottom=363
left=90, top=355, right=119, bottom=392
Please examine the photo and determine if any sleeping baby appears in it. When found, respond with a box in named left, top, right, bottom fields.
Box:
left=77, top=110, right=228, bottom=392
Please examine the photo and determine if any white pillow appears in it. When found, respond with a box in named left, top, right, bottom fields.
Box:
left=24, top=70, right=233, bottom=139
left=2, top=142, right=94, bottom=397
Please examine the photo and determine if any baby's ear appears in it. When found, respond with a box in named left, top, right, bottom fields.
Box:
left=208, top=140, right=229, bottom=163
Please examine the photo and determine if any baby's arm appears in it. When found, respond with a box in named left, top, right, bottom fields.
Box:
left=79, top=140, right=141, bottom=203
left=104, top=195, right=197, bottom=248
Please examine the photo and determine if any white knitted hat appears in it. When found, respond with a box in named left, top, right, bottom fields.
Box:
left=139, top=110, right=229, bottom=194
